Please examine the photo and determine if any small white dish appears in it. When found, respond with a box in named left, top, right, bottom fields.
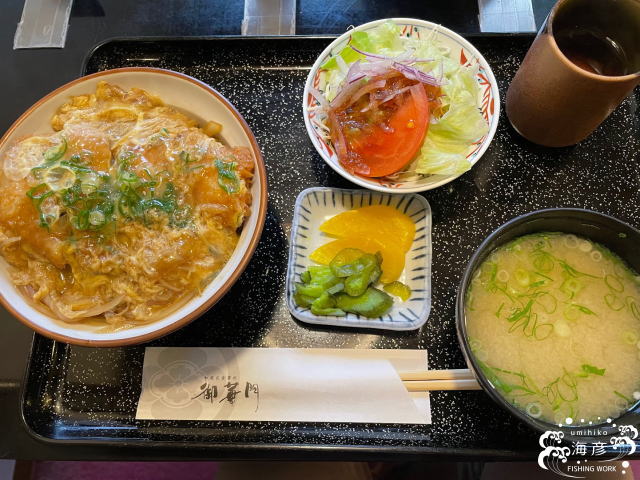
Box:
left=286, top=187, right=432, bottom=331
left=302, top=18, right=500, bottom=193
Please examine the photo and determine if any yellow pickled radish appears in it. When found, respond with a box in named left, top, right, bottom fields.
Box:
left=319, top=205, right=416, bottom=252
left=309, top=236, right=405, bottom=284
left=312, top=205, right=416, bottom=282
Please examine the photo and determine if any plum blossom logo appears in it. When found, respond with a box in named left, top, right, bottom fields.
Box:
left=141, top=348, right=237, bottom=419
left=149, top=360, right=205, bottom=407
left=538, top=431, right=575, bottom=478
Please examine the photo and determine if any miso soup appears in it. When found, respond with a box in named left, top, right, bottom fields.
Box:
left=466, top=232, right=640, bottom=425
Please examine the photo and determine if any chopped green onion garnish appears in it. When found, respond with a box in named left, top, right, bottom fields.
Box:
left=605, top=293, right=625, bottom=311
left=43, top=138, right=67, bottom=163
left=623, top=331, right=639, bottom=345
left=44, top=166, right=76, bottom=191
left=214, top=158, right=239, bottom=194
left=605, top=274, right=624, bottom=293
left=89, top=210, right=106, bottom=226
left=581, top=364, right=605, bottom=376
left=613, top=390, right=632, bottom=404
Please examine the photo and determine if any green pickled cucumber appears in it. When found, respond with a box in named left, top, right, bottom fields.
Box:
left=335, top=287, right=393, bottom=318
left=310, top=292, right=346, bottom=316
left=330, top=248, right=368, bottom=277
left=294, top=248, right=392, bottom=318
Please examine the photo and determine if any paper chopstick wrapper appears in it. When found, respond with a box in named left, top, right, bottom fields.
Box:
left=478, top=0, right=536, bottom=33
left=14, top=0, right=73, bottom=49
left=136, top=348, right=430, bottom=424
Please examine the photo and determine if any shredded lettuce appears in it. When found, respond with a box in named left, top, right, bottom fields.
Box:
left=321, top=31, right=371, bottom=71
left=415, top=66, right=489, bottom=175
left=320, top=21, right=489, bottom=176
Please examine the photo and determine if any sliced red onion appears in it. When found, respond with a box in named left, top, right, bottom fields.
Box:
left=349, top=44, right=389, bottom=60
left=345, top=46, right=442, bottom=86
left=329, top=78, right=386, bottom=110
left=329, top=78, right=367, bottom=110
left=346, top=79, right=387, bottom=107
left=379, top=86, right=412, bottom=105
left=348, top=72, right=367, bottom=84
left=409, top=84, right=427, bottom=108
left=345, top=60, right=366, bottom=84
left=393, top=62, right=441, bottom=86
left=357, top=59, right=396, bottom=77
left=361, top=86, right=411, bottom=112
left=328, top=110, right=348, bottom=160
left=308, top=86, right=329, bottom=111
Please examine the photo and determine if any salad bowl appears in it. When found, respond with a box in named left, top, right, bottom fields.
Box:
left=303, top=18, right=500, bottom=193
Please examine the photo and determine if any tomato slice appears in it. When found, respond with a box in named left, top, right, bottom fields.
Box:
left=346, top=84, right=430, bottom=178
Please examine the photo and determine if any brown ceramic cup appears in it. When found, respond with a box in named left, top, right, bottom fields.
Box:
left=506, top=0, right=640, bottom=147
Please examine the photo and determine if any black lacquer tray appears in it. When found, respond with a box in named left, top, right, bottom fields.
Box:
left=20, top=35, right=640, bottom=460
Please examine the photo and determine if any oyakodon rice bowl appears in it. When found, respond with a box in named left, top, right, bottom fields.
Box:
left=457, top=209, right=640, bottom=435
left=0, top=68, right=266, bottom=346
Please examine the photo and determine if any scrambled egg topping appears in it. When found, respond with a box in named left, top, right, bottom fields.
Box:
left=0, top=81, right=253, bottom=328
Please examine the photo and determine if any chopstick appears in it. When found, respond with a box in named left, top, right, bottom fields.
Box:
left=400, top=369, right=475, bottom=381
left=400, top=369, right=481, bottom=392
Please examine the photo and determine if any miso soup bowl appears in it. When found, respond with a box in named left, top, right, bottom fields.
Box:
left=456, top=208, right=640, bottom=440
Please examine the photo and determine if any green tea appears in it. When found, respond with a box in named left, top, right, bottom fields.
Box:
left=552, top=0, right=640, bottom=76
